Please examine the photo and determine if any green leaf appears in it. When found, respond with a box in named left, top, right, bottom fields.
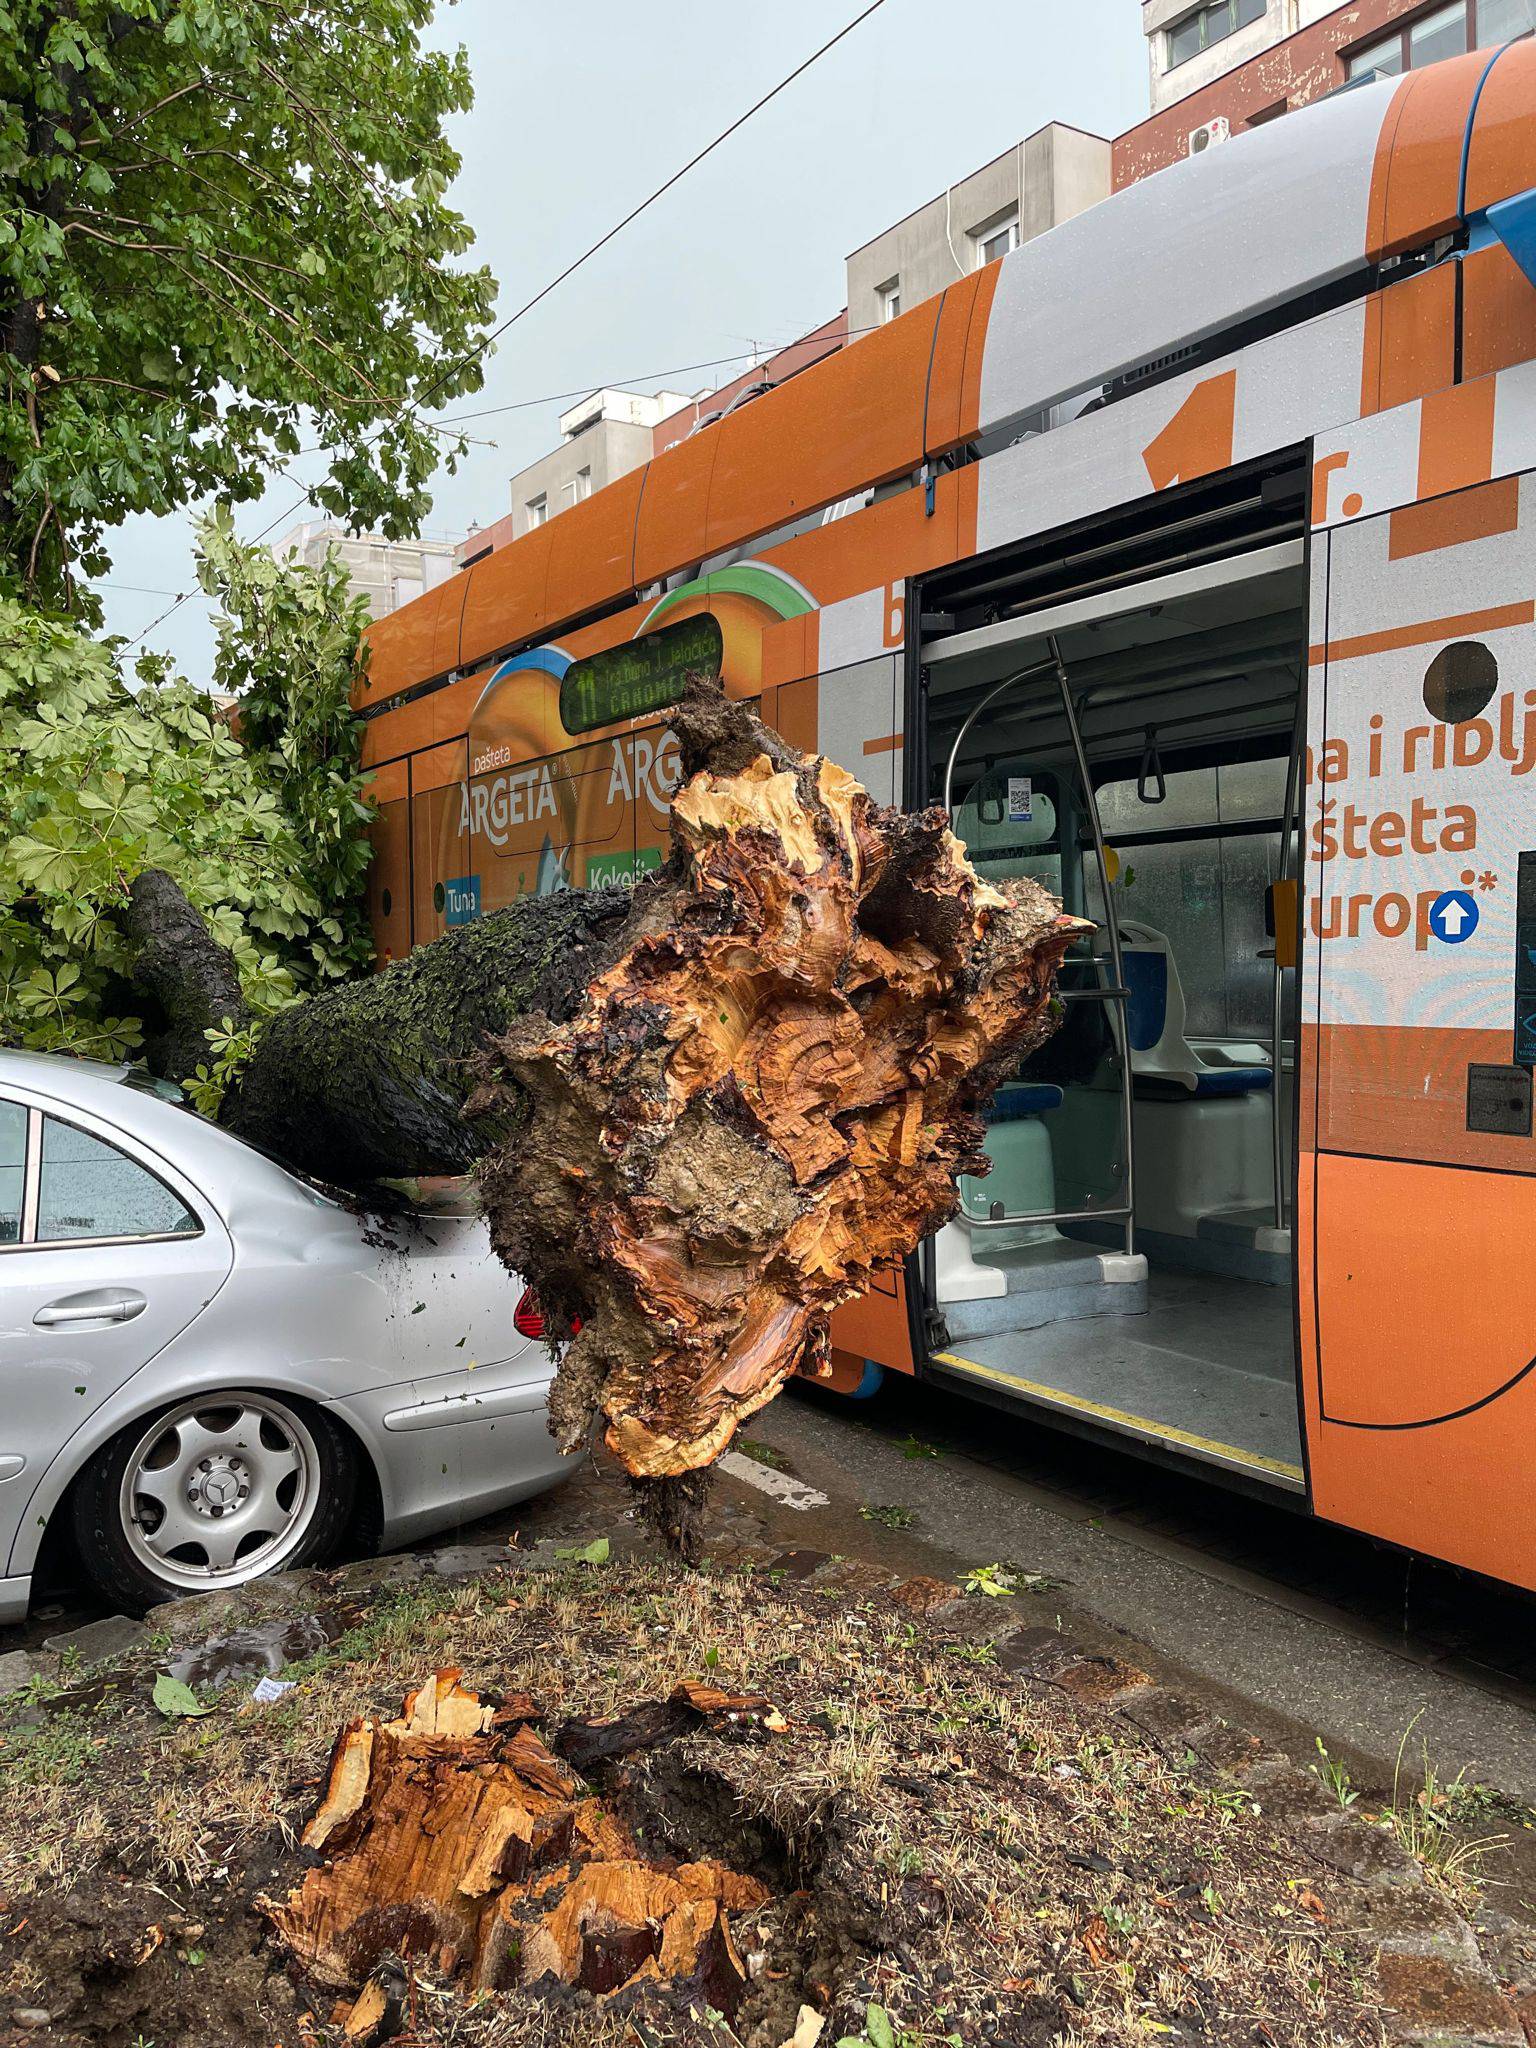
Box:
left=554, top=1538, right=610, bottom=1566
left=152, top=1672, right=213, bottom=1719
left=865, top=2009, right=897, bottom=2048
left=960, top=1563, right=1017, bottom=1598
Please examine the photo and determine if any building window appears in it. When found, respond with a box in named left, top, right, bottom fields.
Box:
left=1482, top=0, right=1536, bottom=36
left=1346, top=0, right=1533, bottom=80
left=565, top=467, right=592, bottom=508
left=525, top=494, right=547, bottom=531
left=1412, top=0, right=1470, bottom=61
left=972, top=208, right=1020, bottom=268
left=877, top=277, right=902, bottom=324
left=1165, top=0, right=1266, bottom=69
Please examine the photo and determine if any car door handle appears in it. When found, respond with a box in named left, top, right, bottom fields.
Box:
left=33, top=1293, right=146, bottom=1327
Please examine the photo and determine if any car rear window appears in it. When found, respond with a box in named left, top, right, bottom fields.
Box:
left=0, top=1100, right=23, bottom=1245
left=36, top=1115, right=199, bottom=1243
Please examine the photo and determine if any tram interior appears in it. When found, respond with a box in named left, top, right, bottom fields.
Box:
left=926, top=548, right=1306, bottom=1487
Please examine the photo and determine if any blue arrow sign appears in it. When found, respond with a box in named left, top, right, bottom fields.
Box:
left=1428, top=889, right=1479, bottom=944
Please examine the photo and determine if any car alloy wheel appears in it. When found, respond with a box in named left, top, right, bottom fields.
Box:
left=118, top=1393, right=323, bottom=1591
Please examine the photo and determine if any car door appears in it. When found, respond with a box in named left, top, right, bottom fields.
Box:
left=0, top=1092, right=234, bottom=1527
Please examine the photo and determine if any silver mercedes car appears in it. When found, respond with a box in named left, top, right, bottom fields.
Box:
left=0, top=1049, right=578, bottom=1620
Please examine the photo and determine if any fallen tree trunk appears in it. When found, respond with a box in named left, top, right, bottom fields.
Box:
left=120, top=869, right=249, bottom=1085
left=223, top=886, right=632, bottom=1186
left=127, top=681, right=1085, bottom=1545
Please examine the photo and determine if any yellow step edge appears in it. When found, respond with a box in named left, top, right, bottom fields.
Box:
left=931, top=1348, right=1307, bottom=1489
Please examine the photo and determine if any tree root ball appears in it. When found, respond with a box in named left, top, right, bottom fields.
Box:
left=468, top=680, right=1086, bottom=1507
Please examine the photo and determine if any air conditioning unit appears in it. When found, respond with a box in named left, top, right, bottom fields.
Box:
left=1188, top=116, right=1232, bottom=156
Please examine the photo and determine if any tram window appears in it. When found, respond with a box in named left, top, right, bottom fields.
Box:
left=952, top=771, right=1064, bottom=895
left=1212, top=756, right=1289, bottom=823
left=1095, top=757, right=1286, bottom=833
left=1093, top=758, right=1287, bottom=1039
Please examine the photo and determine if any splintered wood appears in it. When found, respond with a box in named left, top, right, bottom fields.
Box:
left=474, top=684, right=1086, bottom=1509
left=265, top=1672, right=770, bottom=2013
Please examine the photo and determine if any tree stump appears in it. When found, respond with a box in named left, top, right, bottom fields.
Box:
left=264, top=1671, right=770, bottom=2013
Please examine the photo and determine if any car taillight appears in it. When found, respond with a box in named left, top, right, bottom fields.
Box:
left=514, top=1288, right=581, bottom=1340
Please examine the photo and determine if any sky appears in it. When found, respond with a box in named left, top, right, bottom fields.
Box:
left=94, top=0, right=1149, bottom=676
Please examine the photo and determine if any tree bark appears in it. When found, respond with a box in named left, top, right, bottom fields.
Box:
left=125, top=681, right=1085, bottom=1530
left=121, top=869, right=249, bottom=1085
left=221, top=885, right=633, bottom=1186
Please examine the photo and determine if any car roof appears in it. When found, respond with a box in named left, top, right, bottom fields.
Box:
left=0, top=1047, right=316, bottom=1215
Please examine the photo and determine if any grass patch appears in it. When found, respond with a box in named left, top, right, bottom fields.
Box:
left=899, top=1434, right=941, bottom=1461
left=738, top=1438, right=791, bottom=1471
left=0, top=1553, right=1408, bottom=2046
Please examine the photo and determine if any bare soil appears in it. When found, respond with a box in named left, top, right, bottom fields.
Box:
left=0, top=1548, right=1404, bottom=2047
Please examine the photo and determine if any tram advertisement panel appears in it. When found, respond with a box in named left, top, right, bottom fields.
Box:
left=436, top=564, right=816, bottom=911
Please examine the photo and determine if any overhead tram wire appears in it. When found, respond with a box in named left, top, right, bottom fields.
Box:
left=429, top=324, right=888, bottom=432
left=388, top=0, right=889, bottom=428
left=122, top=322, right=871, bottom=643
left=121, top=0, right=890, bottom=652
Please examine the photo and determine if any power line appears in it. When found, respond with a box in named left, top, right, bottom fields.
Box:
left=295, top=346, right=768, bottom=453
left=396, top=0, right=888, bottom=428
left=121, top=318, right=866, bottom=649
left=122, top=0, right=891, bottom=651
left=121, top=586, right=200, bottom=648
left=431, top=324, right=881, bottom=429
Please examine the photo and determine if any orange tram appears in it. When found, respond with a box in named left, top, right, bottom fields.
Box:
left=358, top=47, right=1536, bottom=1593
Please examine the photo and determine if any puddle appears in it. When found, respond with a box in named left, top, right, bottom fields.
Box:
left=768, top=1548, right=828, bottom=1581
left=34, top=1671, right=140, bottom=1722
left=3, top=1667, right=140, bottom=1731
left=168, top=1609, right=357, bottom=1690
left=426, top=1544, right=513, bottom=1579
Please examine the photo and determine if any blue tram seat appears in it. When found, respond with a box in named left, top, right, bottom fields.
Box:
left=1118, top=925, right=1271, bottom=1099
left=984, top=1082, right=1066, bottom=1122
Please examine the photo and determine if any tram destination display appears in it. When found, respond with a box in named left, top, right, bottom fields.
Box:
left=560, top=614, right=724, bottom=736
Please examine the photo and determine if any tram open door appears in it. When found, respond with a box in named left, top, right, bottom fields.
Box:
left=915, top=513, right=1309, bottom=1497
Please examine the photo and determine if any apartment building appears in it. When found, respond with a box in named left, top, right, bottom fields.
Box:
left=454, top=0, right=1536, bottom=578
left=504, top=387, right=693, bottom=542
left=271, top=521, right=459, bottom=620
left=846, top=123, right=1112, bottom=339
left=1119, top=0, right=1536, bottom=183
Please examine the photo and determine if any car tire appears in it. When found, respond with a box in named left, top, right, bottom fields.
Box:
left=70, top=1393, right=357, bottom=1615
